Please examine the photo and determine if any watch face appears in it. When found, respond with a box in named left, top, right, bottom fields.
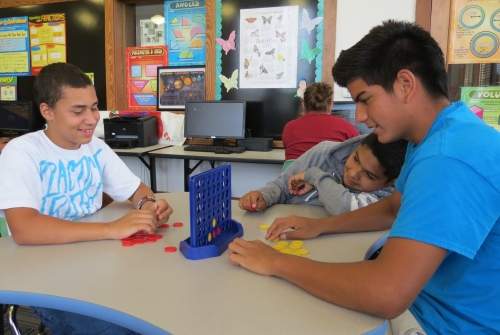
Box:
left=459, top=5, right=485, bottom=29
left=491, top=8, right=500, bottom=32
left=470, top=31, right=499, bottom=58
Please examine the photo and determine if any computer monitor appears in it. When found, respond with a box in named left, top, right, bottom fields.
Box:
left=0, top=101, right=44, bottom=137
left=184, top=101, right=246, bottom=140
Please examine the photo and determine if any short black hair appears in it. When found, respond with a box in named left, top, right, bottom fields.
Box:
left=34, top=62, right=93, bottom=107
left=332, top=20, right=448, bottom=99
left=303, top=82, right=333, bottom=112
left=361, top=133, right=407, bottom=181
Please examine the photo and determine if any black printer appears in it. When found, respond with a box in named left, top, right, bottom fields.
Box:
left=104, top=116, right=158, bottom=149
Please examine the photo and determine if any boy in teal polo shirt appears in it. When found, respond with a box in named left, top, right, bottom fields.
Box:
left=228, top=21, right=500, bottom=334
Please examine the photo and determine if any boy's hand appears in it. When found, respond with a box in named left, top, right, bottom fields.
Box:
left=228, top=238, right=283, bottom=276
left=266, top=215, right=322, bottom=241
left=141, top=198, right=173, bottom=225
left=107, top=210, right=158, bottom=239
left=239, top=191, right=267, bottom=212
left=288, top=171, right=313, bottom=196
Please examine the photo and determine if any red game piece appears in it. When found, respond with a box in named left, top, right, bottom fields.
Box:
left=173, top=222, right=183, bottom=228
left=159, top=223, right=170, bottom=229
left=164, top=246, right=177, bottom=253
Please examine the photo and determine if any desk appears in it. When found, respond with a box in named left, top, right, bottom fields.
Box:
left=113, top=143, right=172, bottom=191
left=148, top=146, right=285, bottom=192
left=0, top=193, right=389, bottom=335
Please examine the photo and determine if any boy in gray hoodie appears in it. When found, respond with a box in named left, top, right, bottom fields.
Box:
left=239, top=134, right=406, bottom=215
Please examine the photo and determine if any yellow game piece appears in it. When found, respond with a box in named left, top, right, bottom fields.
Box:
left=208, top=232, right=212, bottom=242
left=289, top=240, right=304, bottom=249
left=295, top=248, right=309, bottom=256
left=212, top=218, right=217, bottom=227
left=280, top=248, right=295, bottom=255
left=259, top=224, right=270, bottom=231
left=273, top=241, right=289, bottom=250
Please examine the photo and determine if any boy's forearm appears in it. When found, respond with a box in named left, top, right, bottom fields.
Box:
left=271, top=255, right=398, bottom=317
left=9, top=213, right=112, bottom=245
left=317, top=192, right=401, bottom=234
left=129, top=183, right=155, bottom=208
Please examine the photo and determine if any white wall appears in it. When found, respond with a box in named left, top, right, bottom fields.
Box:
left=333, top=0, right=416, bottom=101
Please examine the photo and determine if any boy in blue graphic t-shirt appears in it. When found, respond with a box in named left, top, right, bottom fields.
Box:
left=0, top=62, right=174, bottom=334
left=228, top=21, right=500, bottom=334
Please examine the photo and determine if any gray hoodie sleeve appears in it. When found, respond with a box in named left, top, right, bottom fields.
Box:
left=304, top=166, right=386, bottom=215
left=257, top=141, right=344, bottom=206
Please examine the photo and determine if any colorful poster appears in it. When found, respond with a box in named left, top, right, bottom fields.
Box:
left=126, top=46, right=168, bottom=109
left=0, top=16, right=31, bottom=76
left=448, top=0, right=500, bottom=64
left=239, top=6, right=299, bottom=89
left=29, top=13, right=67, bottom=75
left=140, top=19, right=165, bottom=46
left=164, top=0, right=206, bottom=66
left=157, top=67, right=205, bottom=109
left=0, top=76, right=17, bottom=101
left=461, top=86, right=500, bottom=130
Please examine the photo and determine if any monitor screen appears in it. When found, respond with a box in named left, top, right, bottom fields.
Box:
left=0, top=101, right=41, bottom=137
left=184, top=101, right=246, bottom=139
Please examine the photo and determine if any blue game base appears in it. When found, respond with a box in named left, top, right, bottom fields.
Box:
left=179, top=220, right=244, bottom=260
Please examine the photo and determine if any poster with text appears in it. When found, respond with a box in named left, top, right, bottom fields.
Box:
left=0, top=76, right=17, bottom=101
left=239, top=6, right=298, bottom=88
left=140, top=19, right=165, bottom=46
left=29, top=13, right=67, bottom=75
left=448, top=0, right=499, bottom=64
left=461, top=86, right=500, bottom=130
left=164, top=0, right=206, bottom=66
left=127, top=46, right=168, bottom=109
left=0, top=16, right=31, bottom=76
left=157, top=67, right=205, bottom=110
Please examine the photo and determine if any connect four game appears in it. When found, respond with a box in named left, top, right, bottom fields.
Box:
left=180, top=165, right=244, bottom=260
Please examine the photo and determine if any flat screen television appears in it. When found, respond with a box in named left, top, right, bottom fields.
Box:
left=184, top=101, right=246, bottom=141
left=0, top=101, right=44, bottom=137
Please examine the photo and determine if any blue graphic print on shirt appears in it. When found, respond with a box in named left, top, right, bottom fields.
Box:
left=40, top=149, right=104, bottom=220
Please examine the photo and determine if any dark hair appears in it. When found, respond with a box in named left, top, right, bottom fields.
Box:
left=303, top=82, right=333, bottom=112
left=361, top=133, right=407, bottom=181
left=34, top=62, right=93, bottom=107
left=332, top=20, right=448, bottom=99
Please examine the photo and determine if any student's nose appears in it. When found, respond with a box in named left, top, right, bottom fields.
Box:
left=85, top=109, right=99, bottom=125
left=355, top=104, right=369, bottom=124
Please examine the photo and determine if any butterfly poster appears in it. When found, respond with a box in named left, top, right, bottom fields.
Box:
left=239, top=6, right=298, bottom=89
left=157, top=66, right=205, bottom=110
left=164, top=0, right=206, bottom=66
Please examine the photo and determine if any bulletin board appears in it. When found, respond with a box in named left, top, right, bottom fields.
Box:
left=213, top=0, right=325, bottom=138
left=0, top=0, right=106, bottom=109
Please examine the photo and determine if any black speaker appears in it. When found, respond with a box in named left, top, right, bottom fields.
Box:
left=238, top=137, right=273, bottom=151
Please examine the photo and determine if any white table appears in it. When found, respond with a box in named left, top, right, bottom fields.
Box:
left=0, top=193, right=390, bottom=335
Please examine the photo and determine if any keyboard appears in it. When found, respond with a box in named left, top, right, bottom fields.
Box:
left=184, top=144, right=246, bottom=154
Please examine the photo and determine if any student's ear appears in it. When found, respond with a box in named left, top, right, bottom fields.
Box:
left=39, top=103, right=54, bottom=122
left=393, top=69, right=416, bottom=103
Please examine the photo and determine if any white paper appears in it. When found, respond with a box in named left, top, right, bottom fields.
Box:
left=239, top=6, right=298, bottom=89
left=140, top=19, right=165, bottom=47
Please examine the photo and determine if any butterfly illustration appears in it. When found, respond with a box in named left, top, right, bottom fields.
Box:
left=245, top=17, right=257, bottom=24
left=262, top=16, right=272, bottom=24
left=301, top=8, right=323, bottom=34
left=265, top=48, right=275, bottom=56
left=253, top=44, right=261, bottom=57
left=277, top=15, right=283, bottom=22
left=296, top=80, right=307, bottom=98
left=300, top=41, right=321, bottom=63
left=220, top=69, right=238, bottom=92
left=276, top=30, right=286, bottom=42
left=244, top=57, right=251, bottom=69
left=250, top=29, right=259, bottom=37
left=276, top=72, right=284, bottom=79
left=245, top=71, right=251, bottom=78
left=216, top=30, right=236, bottom=55
left=276, top=52, right=285, bottom=62
left=259, top=64, right=268, bottom=74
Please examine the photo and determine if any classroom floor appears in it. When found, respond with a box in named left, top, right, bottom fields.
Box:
left=2, top=305, right=46, bottom=335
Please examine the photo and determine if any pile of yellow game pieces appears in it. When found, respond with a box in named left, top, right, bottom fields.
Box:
left=259, top=224, right=310, bottom=257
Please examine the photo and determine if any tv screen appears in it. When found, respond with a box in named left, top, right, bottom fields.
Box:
left=0, top=101, right=43, bottom=137
left=184, top=101, right=246, bottom=139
